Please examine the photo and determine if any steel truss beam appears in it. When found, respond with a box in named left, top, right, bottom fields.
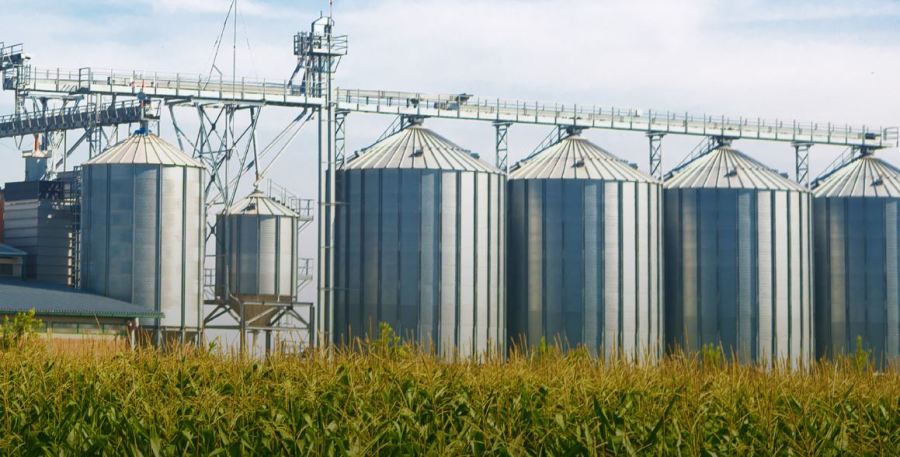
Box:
left=647, top=132, right=665, bottom=180
left=494, top=121, right=510, bottom=173
left=793, top=142, right=812, bottom=187
left=335, top=109, right=348, bottom=168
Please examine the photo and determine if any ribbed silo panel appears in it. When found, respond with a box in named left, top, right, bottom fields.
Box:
left=236, top=217, right=258, bottom=295
left=334, top=166, right=504, bottom=356
left=333, top=125, right=504, bottom=356
left=526, top=181, right=544, bottom=347
left=717, top=190, right=738, bottom=357
left=582, top=182, right=601, bottom=353
left=418, top=170, right=438, bottom=348
left=756, top=191, right=773, bottom=362
left=789, top=193, right=803, bottom=365
left=663, top=191, right=681, bottom=352
left=543, top=180, right=563, bottom=344
left=814, top=195, right=900, bottom=364
left=362, top=172, right=381, bottom=337
left=562, top=181, right=584, bottom=346
left=346, top=170, right=364, bottom=339
left=475, top=173, right=490, bottom=351
left=398, top=170, right=422, bottom=337
left=488, top=175, right=501, bottom=348
left=132, top=166, right=159, bottom=321
left=636, top=183, right=650, bottom=357
left=829, top=200, right=847, bottom=354
left=620, top=183, right=636, bottom=356
left=259, top=216, right=278, bottom=295
left=847, top=200, right=867, bottom=355
left=887, top=201, right=900, bottom=359
left=380, top=169, right=401, bottom=331
left=680, top=189, right=699, bottom=352
left=664, top=186, right=812, bottom=365
left=159, top=166, right=184, bottom=328
left=602, top=183, right=620, bottom=357
left=736, top=191, right=755, bottom=362
left=85, top=166, right=109, bottom=296
left=183, top=167, right=203, bottom=329
left=107, top=165, right=135, bottom=303
left=439, top=172, right=458, bottom=354
left=507, top=173, right=663, bottom=360
left=277, top=217, right=294, bottom=298
left=457, top=172, right=476, bottom=356
left=81, top=134, right=204, bottom=335
left=649, top=185, right=661, bottom=357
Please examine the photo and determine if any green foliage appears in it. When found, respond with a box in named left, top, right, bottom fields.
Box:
left=0, top=309, right=42, bottom=351
left=853, top=335, right=873, bottom=372
left=0, top=339, right=896, bottom=455
left=700, top=343, right=725, bottom=369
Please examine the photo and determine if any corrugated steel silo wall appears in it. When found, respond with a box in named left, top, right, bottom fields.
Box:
left=333, top=168, right=505, bottom=356
left=664, top=188, right=812, bottom=365
left=814, top=197, right=900, bottom=363
left=507, top=179, right=663, bottom=358
left=81, top=164, right=204, bottom=330
left=215, top=214, right=298, bottom=299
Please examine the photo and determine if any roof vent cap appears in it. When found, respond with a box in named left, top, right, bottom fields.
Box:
left=872, top=176, right=884, bottom=187
left=573, top=159, right=585, bottom=168
left=412, top=148, right=424, bottom=157
left=724, top=167, right=738, bottom=178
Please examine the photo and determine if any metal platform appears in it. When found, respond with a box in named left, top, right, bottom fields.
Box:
left=0, top=99, right=154, bottom=139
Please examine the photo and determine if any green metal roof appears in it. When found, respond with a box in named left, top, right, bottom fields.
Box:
left=0, top=243, right=27, bottom=257
left=0, top=279, right=163, bottom=319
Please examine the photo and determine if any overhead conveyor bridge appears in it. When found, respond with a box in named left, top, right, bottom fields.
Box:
left=9, top=68, right=897, bottom=150
left=0, top=99, right=154, bottom=139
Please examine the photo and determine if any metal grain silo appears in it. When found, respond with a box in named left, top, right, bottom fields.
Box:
left=813, top=155, right=900, bottom=364
left=80, top=132, right=205, bottom=339
left=333, top=122, right=505, bottom=356
left=215, top=190, right=299, bottom=325
left=506, top=134, right=663, bottom=359
left=664, top=147, right=812, bottom=365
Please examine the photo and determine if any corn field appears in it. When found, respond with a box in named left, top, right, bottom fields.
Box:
left=0, top=334, right=897, bottom=456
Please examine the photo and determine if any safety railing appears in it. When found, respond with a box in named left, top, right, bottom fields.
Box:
left=336, top=88, right=897, bottom=148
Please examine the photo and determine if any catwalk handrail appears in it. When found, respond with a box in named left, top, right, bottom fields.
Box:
left=8, top=67, right=898, bottom=148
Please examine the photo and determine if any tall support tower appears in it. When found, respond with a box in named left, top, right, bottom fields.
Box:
left=291, top=16, right=347, bottom=345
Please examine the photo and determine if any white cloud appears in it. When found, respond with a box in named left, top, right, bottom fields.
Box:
left=102, top=0, right=279, bottom=16
left=1, top=0, right=898, bottom=187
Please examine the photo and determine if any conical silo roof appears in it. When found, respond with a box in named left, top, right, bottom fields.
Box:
left=509, top=135, right=656, bottom=181
left=84, top=133, right=204, bottom=168
left=812, top=156, right=900, bottom=198
left=344, top=125, right=500, bottom=173
left=665, top=147, right=805, bottom=191
left=225, top=190, right=298, bottom=217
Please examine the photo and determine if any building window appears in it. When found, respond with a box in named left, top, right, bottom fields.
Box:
left=0, top=263, right=14, bottom=276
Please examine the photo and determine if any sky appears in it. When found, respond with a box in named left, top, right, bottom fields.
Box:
left=1, top=0, right=898, bottom=182
left=1, top=0, right=898, bottom=350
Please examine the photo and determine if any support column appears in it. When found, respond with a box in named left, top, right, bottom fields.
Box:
left=316, top=104, right=337, bottom=347
left=647, top=132, right=665, bottom=180
left=494, top=122, right=511, bottom=173
left=793, top=142, right=812, bottom=187
left=335, top=109, right=348, bottom=168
